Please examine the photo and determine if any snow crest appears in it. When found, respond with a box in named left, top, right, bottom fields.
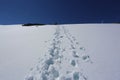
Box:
left=24, top=26, right=92, bottom=80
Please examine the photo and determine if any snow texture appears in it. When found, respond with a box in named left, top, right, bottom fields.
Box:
left=0, top=24, right=120, bottom=80
left=24, top=25, right=92, bottom=80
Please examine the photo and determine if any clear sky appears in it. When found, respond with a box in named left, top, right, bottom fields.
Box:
left=0, top=0, right=120, bottom=24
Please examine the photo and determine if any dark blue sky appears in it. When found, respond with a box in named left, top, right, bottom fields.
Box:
left=0, top=0, right=120, bottom=24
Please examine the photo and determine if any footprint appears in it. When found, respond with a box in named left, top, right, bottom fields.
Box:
left=70, top=60, right=76, bottom=67
left=73, top=72, right=79, bottom=80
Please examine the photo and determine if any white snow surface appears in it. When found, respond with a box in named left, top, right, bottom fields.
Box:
left=0, top=24, right=120, bottom=80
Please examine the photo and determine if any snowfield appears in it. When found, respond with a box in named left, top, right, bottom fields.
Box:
left=0, top=24, right=120, bottom=80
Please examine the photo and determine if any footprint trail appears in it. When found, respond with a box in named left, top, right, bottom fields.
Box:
left=25, top=25, right=92, bottom=80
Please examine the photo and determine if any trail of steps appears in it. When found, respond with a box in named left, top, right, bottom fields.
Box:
left=24, top=25, right=92, bottom=80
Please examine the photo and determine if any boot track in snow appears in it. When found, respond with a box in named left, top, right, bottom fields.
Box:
left=25, top=25, right=92, bottom=80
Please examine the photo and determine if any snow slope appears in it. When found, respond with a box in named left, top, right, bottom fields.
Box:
left=0, top=24, right=120, bottom=80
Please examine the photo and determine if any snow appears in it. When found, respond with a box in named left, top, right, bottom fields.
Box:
left=0, top=24, right=120, bottom=80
